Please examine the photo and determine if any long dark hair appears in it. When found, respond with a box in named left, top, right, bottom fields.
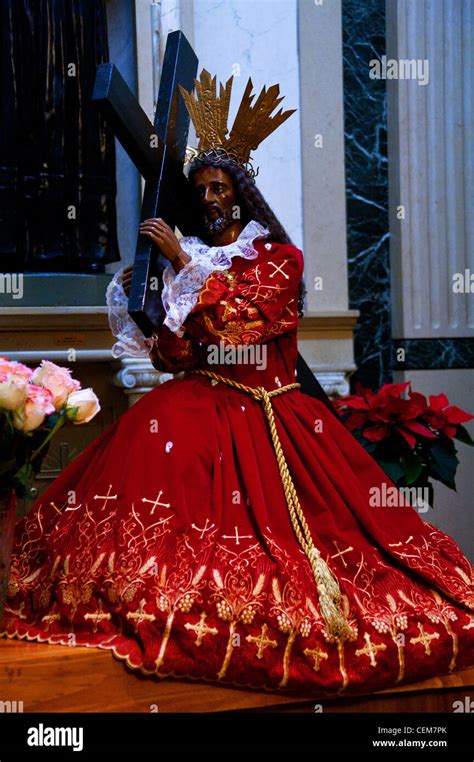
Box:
left=187, top=155, right=306, bottom=317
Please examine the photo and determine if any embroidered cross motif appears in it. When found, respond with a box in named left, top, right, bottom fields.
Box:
left=142, top=491, right=171, bottom=515
left=409, top=623, right=440, bottom=655
left=84, top=600, right=112, bottom=632
left=184, top=612, right=218, bottom=646
left=41, top=611, right=60, bottom=627
left=331, top=541, right=354, bottom=568
left=268, top=259, right=289, bottom=280
left=191, top=518, right=215, bottom=538
left=355, top=632, right=387, bottom=667
left=222, top=526, right=253, bottom=545
left=246, top=623, right=278, bottom=659
left=93, top=484, right=118, bottom=512
left=126, top=598, right=156, bottom=630
left=303, top=646, right=329, bottom=672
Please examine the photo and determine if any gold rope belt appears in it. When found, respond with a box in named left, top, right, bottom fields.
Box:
left=186, top=368, right=353, bottom=640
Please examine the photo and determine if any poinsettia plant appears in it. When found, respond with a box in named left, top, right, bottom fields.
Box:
left=0, top=357, right=101, bottom=499
left=334, top=382, right=473, bottom=498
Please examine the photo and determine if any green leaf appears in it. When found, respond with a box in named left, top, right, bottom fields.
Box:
left=453, top=425, right=474, bottom=446
left=428, top=471, right=457, bottom=492
left=400, top=451, right=423, bottom=485
left=377, top=459, right=405, bottom=483
left=428, top=443, right=459, bottom=490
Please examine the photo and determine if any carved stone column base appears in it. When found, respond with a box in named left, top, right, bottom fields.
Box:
left=314, top=372, right=351, bottom=399
left=111, top=357, right=174, bottom=406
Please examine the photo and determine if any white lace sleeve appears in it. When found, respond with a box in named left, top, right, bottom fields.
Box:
left=161, top=240, right=219, bottom=338
left=161, top=219, right=270, bottom=337
left=106, top=269, right=150, bottom=358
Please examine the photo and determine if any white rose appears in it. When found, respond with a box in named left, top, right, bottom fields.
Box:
left=0, top=377, right=28, bottom=410
left=65, top=388, right=101, bottom=424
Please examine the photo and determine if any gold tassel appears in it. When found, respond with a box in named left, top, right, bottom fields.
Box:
left=308, top=547, right=354, bottom=640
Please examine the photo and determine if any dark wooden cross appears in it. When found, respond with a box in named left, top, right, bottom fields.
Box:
left=92, top=30, right=199, bottom=338
left=92, top=30, right=343, bottom=420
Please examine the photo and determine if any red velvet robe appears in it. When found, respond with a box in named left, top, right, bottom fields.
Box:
left=2, top=239, right=473, bottom=695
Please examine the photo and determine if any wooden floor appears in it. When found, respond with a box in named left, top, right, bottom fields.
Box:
left=1, top=639, right=473, bottom=713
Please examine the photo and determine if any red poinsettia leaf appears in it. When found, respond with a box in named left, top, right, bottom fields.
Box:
left=345, top=415, right=366, bottom=431
left=345, top=412, right=368, bottom=430
left=443, top=405, right=474, bottom=424
left=376, top=382, right=410, bottom=399
left=428, top=393, right=450, bottom=411
left=444, top=425, right=458, bottom=438
left=405, top=393, right=428, bottom=416
left=403, top=421, right=439, bottom=438
left=423, top=408, right=445, bottom=423
left=396, top=398, right=427, bottom=421
left=363, top=424, right=391, bottom=442
left=408, top=389, right=427, bottom=405
left=397, top=426, right=417, bottom=449
left=369, top=395, right=413, bottom=422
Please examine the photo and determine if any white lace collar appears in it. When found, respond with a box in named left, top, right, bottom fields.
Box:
left=179, top=219, right=270, bottom=256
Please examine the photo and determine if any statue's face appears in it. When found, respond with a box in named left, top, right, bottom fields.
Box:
left=192, top=166, right=238, bottom=238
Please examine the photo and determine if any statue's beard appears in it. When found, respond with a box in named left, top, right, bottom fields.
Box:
left=203, top=207, right=234, bottom=239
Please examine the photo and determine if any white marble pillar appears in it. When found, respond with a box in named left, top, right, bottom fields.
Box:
left=297, top=0, right=358, bottom=392
left=388, top=0, right=474, bottom=339
left=298, top=0, right=351, bottom=316
left=135, top=0, right=194, bottom=121
left=135, top=0, right=160, bottom=123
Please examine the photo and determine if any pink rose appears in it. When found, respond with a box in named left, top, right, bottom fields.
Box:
left=12, top=385, right=55, bottom=433
left=0, top=357, right=33, bottom=383
left=31, top=360, right=81, bottom=411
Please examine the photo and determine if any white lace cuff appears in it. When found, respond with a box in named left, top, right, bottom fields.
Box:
left=161, top=219, right=270, bottom=337
left=106, top=269, right=150, bottom=359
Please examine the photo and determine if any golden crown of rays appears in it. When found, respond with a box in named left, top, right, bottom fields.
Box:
left=179, top=69, right=296, bottom=179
